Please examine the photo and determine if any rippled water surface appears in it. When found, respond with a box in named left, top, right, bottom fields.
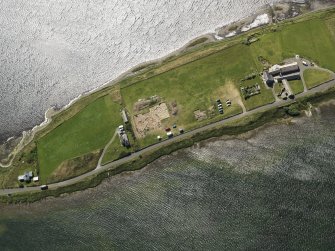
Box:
left=0, top=0, right=276, bottom=141
left=0, top=104, right=334, bottom=250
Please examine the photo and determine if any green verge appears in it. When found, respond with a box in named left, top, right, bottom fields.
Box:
left=240, top=77, right=275, bottom=111
left=2, top=87, right=334, bottom=204
left=289, top=80, right=305, bottom=95
left=250, top=15, right=335, bottom=71
left=303, top=69, right=333, bottom=89
left=121, top=43, right=258, bottom=129
left=2, top=7, right=335, bottom=188
left=37, top=95, right=123, bottom=183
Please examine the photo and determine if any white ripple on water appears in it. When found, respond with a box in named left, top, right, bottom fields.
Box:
left=0, top=0, right=276, bottom=140
left=186, top=116, right=335, bottom=181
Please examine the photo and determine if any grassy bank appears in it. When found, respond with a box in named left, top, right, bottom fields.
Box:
left=1, top=87, right=334, bottom=204
left=37, top=94, right=123, bottom=183
left=2, top=7, right=335, bottom=188
left=304, top=69, right=333, bottom=89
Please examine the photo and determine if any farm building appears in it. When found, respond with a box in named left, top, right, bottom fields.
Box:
left=269, top=62, right=300, bottom=76
left=277, top=72, right=301, bottom=81
left=263, top=71, right=274, bottom=86
left=18, top=171, right=33, bottom=182
left=269, top=64, right=281, bottom=76
left=265, top=62, right=301, bottom=86
left=281, top=63, right=300, bottom=75
left=121, top=110, right=128, bottom=123
left=121, top=134, right=130, bottom=147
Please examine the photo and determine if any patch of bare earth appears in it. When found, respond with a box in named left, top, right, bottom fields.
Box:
left=133, top=96, right=161, bottom=113
left=194, top=110, right=208, bottom=121
left=110, top=85, right=122, bottom=104
left=133, top=103, right=170, bottom=138
left=215, top=80, right=246, bottom=112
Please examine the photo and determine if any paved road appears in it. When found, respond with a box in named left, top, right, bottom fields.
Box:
left=1, top=79, right=334, bottom=196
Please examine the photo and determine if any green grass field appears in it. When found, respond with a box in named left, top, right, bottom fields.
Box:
left=303, top=69, right=333, bottom=89
left=289, top=79, right=305, bottom=94
left=250, top=17, right=335, bottom=71
left=101, top=131, right=136, bottom=165
left=274, top=83, right=283, bottom=97
left=37, top=95, right=122, bottom=183
left=121, top=44, right=265, bottom=137
left=240, top=77, right=275, bottom=110
left=26, top=8, right=335, bottom=184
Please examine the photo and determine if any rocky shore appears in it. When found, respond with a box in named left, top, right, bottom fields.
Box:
left=215, top=0, right=334, bottom=39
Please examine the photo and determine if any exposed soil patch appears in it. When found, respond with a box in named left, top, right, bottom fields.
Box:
left=215, top=81, right=246, bottom=112
left=133, top=103, right=170, bottom=138
left=170, top=100, right=178, bottom=116
left=133, top=95, right=161, bottom=113
left=194, top=110, right=207, bottom=121
left=110, top=86, right=122, bottom=104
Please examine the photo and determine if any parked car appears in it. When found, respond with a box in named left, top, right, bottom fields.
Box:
left=40, top=185, right=48, bottom=190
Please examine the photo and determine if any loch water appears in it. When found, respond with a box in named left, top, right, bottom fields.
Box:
left=0, top=103, right=335, bottom=250
left=0, top=0, right=277, bottom=142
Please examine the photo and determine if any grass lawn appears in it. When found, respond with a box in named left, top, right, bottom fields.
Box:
left=303, top=69, right=333, bottom=89
left=101, top=132, right=136, bottom=165
left=250, top=17, right=335, bottom=71
left=137, top=103, right=243, bottom=148
left=240, top=77, right=275, bottom=111
left=25, top=8, right=335, bottom=185
left=37, top=95, right=123, bottom=183
left=274, top=82, right=284, bottom=97
left=289, top=79, right=305, bottom=94
left=326, top=16, right=335, bottom=40
left=121, top=44, right=274, bottom=145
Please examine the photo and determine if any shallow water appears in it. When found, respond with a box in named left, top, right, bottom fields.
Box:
left=0, top=0, right=276, bottom=142
left=0, top=104, right=334, bottom=250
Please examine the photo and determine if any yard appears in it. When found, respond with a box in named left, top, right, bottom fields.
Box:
left=289, top=79, right=305, bottom=94
left=250, top=15, right=335, bottom=72
left=240, top=77, right=275, bottom=111
left=101, top=129, right=136, bottom=165
left=37, top=94, right=123, bottom=183
left=121, top=44, right=274, bottom=146
left=303, top=69, right=333, bottom=89
left=23, top=8, right=335, bottom=184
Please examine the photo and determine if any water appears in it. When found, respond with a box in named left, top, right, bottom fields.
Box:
left=0, top=0, right=276, bottom=142
left=0, top=103, right=334, bottom=250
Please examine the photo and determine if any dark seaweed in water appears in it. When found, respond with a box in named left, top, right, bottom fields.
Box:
left=0, top=104, right=335, bottom=250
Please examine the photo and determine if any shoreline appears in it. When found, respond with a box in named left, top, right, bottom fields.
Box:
left=0, top=0, right=319, bottom=148
left=1, top=85, right=335, bottom=203
left=0, top=1, right=334, bottom=167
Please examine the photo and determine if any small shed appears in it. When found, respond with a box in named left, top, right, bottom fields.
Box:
left=263, top=71, right=274, bottom=87
left=18, top=171, right=33, bottom=182
left=121, top=110, right=128, bottom=124
left=121, top=133, right=130, bottom=147
left=33, top=176, right=39, bottom=182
